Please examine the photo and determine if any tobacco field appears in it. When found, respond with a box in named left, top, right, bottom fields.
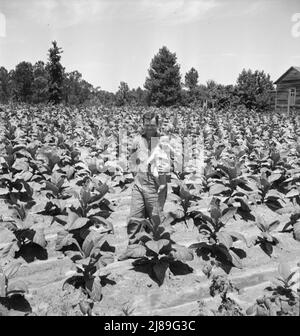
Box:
left=0, top=104, right=300, bottom=316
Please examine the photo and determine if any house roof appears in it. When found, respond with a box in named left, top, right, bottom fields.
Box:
left=274, top=66, right=300, bottom=84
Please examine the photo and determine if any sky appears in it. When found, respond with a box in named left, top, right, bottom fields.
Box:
left=0, top=0, right=300, bottom=92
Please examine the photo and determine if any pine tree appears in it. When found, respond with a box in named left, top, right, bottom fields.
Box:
left=47, top=41, right=64, bottom=104
left=144, top=46, right=182, bottom=107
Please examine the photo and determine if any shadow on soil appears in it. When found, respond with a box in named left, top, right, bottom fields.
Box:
left=0, top=295, right=32, bottom=316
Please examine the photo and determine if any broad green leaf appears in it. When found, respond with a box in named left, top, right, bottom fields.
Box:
left=4, top=261, right=23, bottom=279
left=266, top=190, right=282, bottom=199
left=82, top=231, right=95, bottom=258
left=68, top=217, right=89, bottom=231
left=80, top=188, right=91, bottom=205
left=15, top=171, right=32, bottom=182
left=85, top=276, right=102, bottom=302
left=229, top=249, right=243, bottom=269
left=66, top=211, right=80, bottom=226
left=217, top=231, right=233, bottom=249
left=33, top=229, right=47, bottom=248
left=220, top=208, right=237, bottom=224
left=260, top=241, right=273, bottom=256
left=210, top=197, right=222, bottom=224
left=92, top=184, right=109, bottom=199
left=268, top=220, right=280, bottom=231
left=256, top=306, right=269, bottom=316
left=0, top=241, right=18, bottom=259
left=132, top=232, right=152, bottom=244
left=269, top=173, right=282, bottom=184
left=151, top=215, right=161, bottom=229
left=98, top=252, right=114, bottom=267
left=122, top=244, right=147, bottom=259
left=294, top=221, right=300, bottom=241
left=278, top=262, right=291, bottom=280
left=261, top=232, right=275, bottom=242
left=75, top=257, right=90, bottom=267
left=55, top=230, right=78, bottom=251
left=170, top=244, right=194, bottom=262
left=45, top=181, right=59, bottom=195
left=246, top=304, right=257, bottom=316
left=12, top=160, right=29, bottom=172
left=189, top=242, right=211, bottom=251
left=146, top=239, right=169, bottom=255
left=153, top=259, right=169, bottom=286
left=256, top=217, right=267, bottom=232
left=209, top=183, right=228, bottom=196
left=286, top=271, right=296, bottom=284
left=56, top=177, right=65, bottom=190
left=286, top=189, right=299, bottom=198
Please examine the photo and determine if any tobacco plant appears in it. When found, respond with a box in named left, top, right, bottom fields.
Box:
left=247, top=262, right=299, bottom=316
left=189, top=197, right=247, bottom=271
left=120, top=215, right=194, bottom=286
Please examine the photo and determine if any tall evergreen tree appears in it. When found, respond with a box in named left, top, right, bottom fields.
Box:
left=144, top=46, right=182, bottom=107
left=47, top=41, right=64, bottom=104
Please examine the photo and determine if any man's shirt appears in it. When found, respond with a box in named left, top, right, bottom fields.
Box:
left=129, top=133, right=174, bottom=189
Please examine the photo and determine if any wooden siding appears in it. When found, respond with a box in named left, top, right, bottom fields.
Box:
left=275, top=67, right=300, bottom=84
left=275, top=79, right=300, bottom=111
left=281, top=68, right=300, bottom=82
left=273, top=67, right=300, bottom=112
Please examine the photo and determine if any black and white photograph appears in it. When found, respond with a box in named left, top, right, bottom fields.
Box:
left=0, top=0, right=300, bottom=320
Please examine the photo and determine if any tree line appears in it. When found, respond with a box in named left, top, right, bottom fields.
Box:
left=0, top=42, right=275, bottom=111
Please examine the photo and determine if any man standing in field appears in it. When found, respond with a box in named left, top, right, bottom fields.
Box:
left=118, top=111, right=173, bottom=260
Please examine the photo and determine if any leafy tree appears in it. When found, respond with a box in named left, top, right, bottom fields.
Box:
left=115, top=81, right=131, bottom=106
left=144, top=46, right=182, bottom=107
left=0, top=66, right=10, bottom=103
left=214, top=84, right=237, bottom=110
left=93, top=87, right=115, bottom=106
left=11, top=62, right=34, bottom=102
left=206, top=80, right=219, bottom=108
left=79, top=79, right=93, bottom=104
left=236, top=69, right=274, bottom=111
left=185, top=67, right=199, bottom=91
left=32, top=61, right=49, bottom=103
left=47, top=41, right=64, bottom=104
left=196, top=84, right=209, bottom=107
left=62, top=71, right=93, bottom=105
left=63, top=70, right=82, bottom=105
left=128, top=86, right=148, bottom=106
